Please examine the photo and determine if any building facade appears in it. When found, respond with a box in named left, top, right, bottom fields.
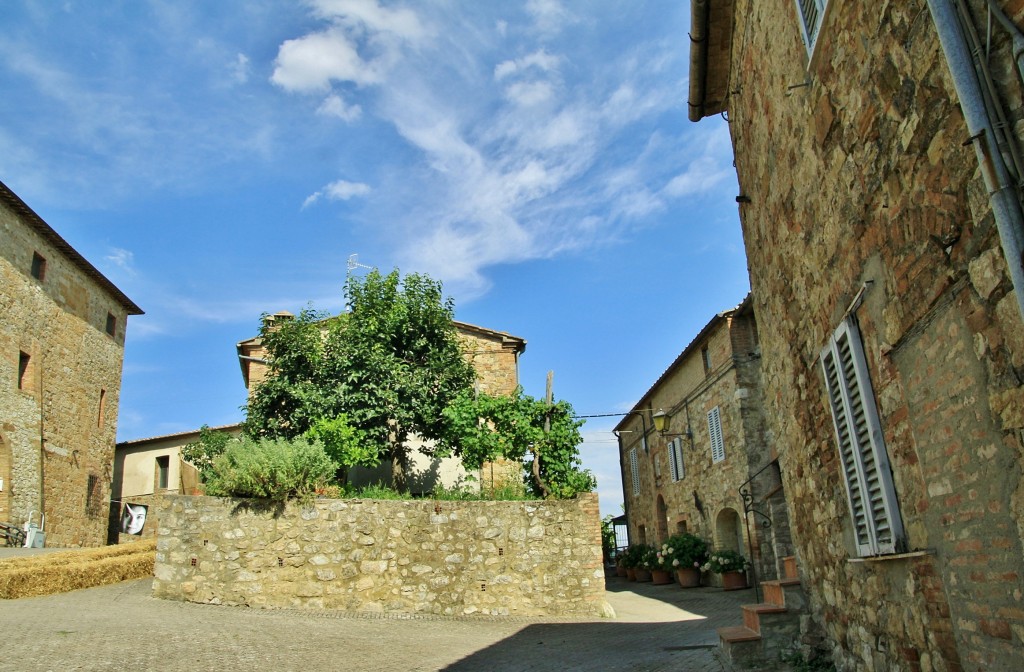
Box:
left=690, top=1, right=1024, bottom=669
left=0, top=180, right=142, bottom=547
left=616, top=297, right=788, bottom=585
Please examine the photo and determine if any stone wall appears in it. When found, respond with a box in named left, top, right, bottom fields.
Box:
left=709, top=0, right=1024, bottom=669
left=0, top=186, right=135, bottom=547
left=153, top=493, right=609, bottom=618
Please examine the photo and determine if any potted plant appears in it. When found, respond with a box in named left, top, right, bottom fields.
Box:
left=651, top=544, right=675, bottom=585
left=662, top=533, right=709, bottom=588
left=620, top=544, right=644, bottom=581
left=702, top=549, right=751, bottom=590
left=633, top=544, right=656, bottom=582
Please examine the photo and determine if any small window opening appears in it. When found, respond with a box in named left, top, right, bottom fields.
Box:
left=31, top=252, right=46, bottom=281
left=701, top=345, right=712, bottom=375
left=105, top=313, right=116, bottom=337
left=18, top=352, right=30, bottom=390
left=98, top=389, right=106, bottom=427
left=156, top=455, right=170, bottom=490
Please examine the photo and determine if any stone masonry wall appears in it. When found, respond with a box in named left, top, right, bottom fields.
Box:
left=0, top=196, right=129, bottom=547
left=153, top=493, right=608, bottom=618
left=720, top=0, right=1024, bottom=669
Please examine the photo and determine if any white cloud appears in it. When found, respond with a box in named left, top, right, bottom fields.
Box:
left=230, top=53, right=250, bottom=84
left=494, top=49, right=559, bottom=80
left=303, top=178, right=371, bottom=208
left=525, top=0, right=573, bottom=36
left=105, top=247, right=137, bottom=275
left=271, top=28, right=378, bottom=92
left=309, top=0, right=428, bottom=43
left=317, top=93, right=362, bottom=121
left=503, top=80, right=554, bottom=107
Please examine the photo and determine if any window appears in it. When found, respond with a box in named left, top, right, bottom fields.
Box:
left=105, top=313, right=116, bottom=337
left=97, top=389, right=106, bottom=427
left=708, top=406, right=725, bottom=463
left=31, top=252, right=46, bottom=281
left=156, top=456, right=170, bottom=490
left=18, top=352, right=30, bottom=390
left=629, top=447, right=640, bottom=496
left=820, top=316, right=906, bottom=556
left=668, top=437, right=685, bottom=482
left=701, top=345, right=712, bottom=375
left=795, top=0, right=828, bottom=56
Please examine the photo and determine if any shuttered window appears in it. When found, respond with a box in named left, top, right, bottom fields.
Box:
left=708, top=407, right=725, bottom=463
left=667, top=437, right=685, bottom=482
left=820, top=317, right=906, bottom=556
left=629, top=447, right=640, bottom=496
left=795, top=0, right=828, bottom=56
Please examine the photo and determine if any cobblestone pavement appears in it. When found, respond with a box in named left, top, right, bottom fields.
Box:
left=0, top=570, right=755, bottom=672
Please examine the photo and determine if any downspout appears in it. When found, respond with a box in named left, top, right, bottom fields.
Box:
left=987, top=0, right=1024, bottom=88
left=928, top=0, right=1024, bottom=319
left=688, top=0, right=711, bottom=122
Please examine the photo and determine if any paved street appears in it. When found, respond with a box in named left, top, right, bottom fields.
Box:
left=0, top=570, right=754, bottom=671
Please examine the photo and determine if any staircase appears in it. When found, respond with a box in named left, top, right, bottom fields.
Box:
left=717, top=555, right=805, bottom=671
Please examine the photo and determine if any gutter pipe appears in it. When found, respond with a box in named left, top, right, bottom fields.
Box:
left=928, top=0, right=1024, bottom=319
left=688, top=0, right=710, bottom=122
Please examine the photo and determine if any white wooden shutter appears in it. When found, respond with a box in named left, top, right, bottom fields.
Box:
left=668, top=438, right=684, bottom=482
left=821, top=317, right=905, bottom=556
left=795, top=0, right=828, bottom=55
left=629, top=447, right=640, bottom=496
left=708, top=407, right=725, bottom=463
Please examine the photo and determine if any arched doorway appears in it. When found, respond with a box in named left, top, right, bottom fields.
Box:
left=656, top=495, right=669, bottom=543
left=715, top=507, right=743, bottom=551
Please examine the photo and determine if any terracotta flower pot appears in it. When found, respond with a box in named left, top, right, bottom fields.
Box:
left=634, top=567, right=652, bottom=582
left=651, top=569, right=673, bottom=585
left=676, top=567, right=701, bottom=588
left=616, top=565, right=627, bottom=577
left=721, top=570, right=748, bottom=591
left=626, top=568, right=637, bottom=581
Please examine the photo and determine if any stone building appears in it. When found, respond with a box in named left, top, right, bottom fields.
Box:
left=0, top=179, right=142, bottom=547
left=689, top=1, right=1024, bottom=669
left=615, top=296, right=789, bottom=586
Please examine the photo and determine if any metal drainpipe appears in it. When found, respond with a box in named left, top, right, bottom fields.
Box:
left=987, top=0, right=1024, bottom=86
left=928, top=0, right=1024, bottom=319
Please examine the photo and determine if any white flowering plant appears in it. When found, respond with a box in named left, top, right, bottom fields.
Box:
left=658, top=533, right=710, bottom=570
left=701, top=549, right=750, bottom=574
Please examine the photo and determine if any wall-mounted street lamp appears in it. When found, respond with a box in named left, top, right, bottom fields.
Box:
left=652, top=408, right=693, bottom=442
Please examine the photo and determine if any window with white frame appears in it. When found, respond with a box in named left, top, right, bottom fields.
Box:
left=667, top=437, right=685, bottom=482
left=708, top=406, right=725, bottom=463
left=795, top=0, right=828, bottom=57
left=820, top=316, right=906, bottom=556
left=629, top=447, right=640, bottom=496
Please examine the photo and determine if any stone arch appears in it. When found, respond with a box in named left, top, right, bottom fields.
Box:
left=655, top=495, right=669, bottom=543
left=715, top=507, right=743, bottom=552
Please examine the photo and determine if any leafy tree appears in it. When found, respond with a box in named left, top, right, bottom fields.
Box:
left=442, top=387, right=594, bottom=498
left=303, top=415, right=378, bottom=486
left=180, top=425, right=234, bottom=482
left=243, top=269, right=476, bottom=491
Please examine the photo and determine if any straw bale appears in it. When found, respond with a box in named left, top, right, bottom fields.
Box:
left=0, top=539, right=156, bottom=570
left=0, top=543, right=156, bottom=599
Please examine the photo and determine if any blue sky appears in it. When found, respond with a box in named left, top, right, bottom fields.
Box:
left=1, top=0, right=748, bottom=518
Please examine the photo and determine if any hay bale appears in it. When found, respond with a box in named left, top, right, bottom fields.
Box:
left=0, top=539, right=156, bottom=569
left=0, top=542, right=156, bottom=599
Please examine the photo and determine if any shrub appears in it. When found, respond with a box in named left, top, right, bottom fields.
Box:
left=660, top=533, right=710, bottom=570
left=204, top=436, right=337, bottom=504
left=701, top=549, right=751, bottom=573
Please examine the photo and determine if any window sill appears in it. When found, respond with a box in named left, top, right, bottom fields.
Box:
left=847, top=549, right=934, bottom=564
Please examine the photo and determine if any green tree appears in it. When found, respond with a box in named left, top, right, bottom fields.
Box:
left=442, top=387, right=594, bottom=498
left=303, top=415, right=378, bottom=486
left=180, top=425, right=234, bottom=482
left=243, top=269, right=476, bottom=491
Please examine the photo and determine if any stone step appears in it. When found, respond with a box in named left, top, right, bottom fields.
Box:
left=781, top=555, right=798, bottom=580
left=761, top=578, right=804, bottom=609
left=742, top=602, right=788, bottom=634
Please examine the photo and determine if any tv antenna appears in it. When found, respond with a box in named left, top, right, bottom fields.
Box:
left=347, top=253, right=373, bottom=274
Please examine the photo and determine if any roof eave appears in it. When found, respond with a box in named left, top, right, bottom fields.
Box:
left=687, top=0, right=736, bottom=123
